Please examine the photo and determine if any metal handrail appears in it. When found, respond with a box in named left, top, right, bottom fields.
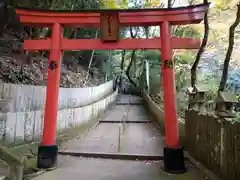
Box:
left=117, top=95, right=131, bottom=152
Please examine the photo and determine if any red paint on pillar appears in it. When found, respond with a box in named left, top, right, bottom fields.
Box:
left=42, top=23, right=62, bottom=145
left=160, top=21, right=180, bottom=148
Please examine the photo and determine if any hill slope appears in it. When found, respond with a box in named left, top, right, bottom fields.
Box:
left=0, top=31, right=102, bottom=88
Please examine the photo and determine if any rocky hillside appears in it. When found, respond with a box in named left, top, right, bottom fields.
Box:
left=0, top=30, right=102, bottom=88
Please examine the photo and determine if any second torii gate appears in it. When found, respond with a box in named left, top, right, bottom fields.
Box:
left=16, top=3, right=209, bottom=174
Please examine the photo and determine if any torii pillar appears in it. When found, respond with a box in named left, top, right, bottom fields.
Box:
left=37, top=23, right=63, bottom=169
left=161, top=21, right=184, bottom=173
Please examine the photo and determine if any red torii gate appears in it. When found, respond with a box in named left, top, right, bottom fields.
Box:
left=16, top=3, right=209, bottom=173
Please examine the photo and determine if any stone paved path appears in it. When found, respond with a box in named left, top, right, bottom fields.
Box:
left=100, top=105, right=150, bottom=122
left=60, top=95, right=163, bottom=156
left=60, top=123, right=164, bottom=156
left=32, top=95, right=211, bottom=180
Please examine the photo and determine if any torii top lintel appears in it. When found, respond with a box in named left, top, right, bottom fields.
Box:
left=15, top=3, right=209, bottom=28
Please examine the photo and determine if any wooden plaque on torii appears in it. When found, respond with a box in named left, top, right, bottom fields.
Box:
left=100, top=11, right=120, bottom=43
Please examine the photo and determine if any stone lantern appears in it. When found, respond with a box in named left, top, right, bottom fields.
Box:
left=187, top=86, right=208, bottom=112
left=215, top=91, right=238, bottom=117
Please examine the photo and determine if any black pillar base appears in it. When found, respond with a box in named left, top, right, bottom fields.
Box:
left=163, top=146, right=186, bottom=174
left=37, top=145, right=58, bottom=169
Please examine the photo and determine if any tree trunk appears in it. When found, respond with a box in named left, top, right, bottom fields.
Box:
left=83, top=30, right=99, bottom=85
left=105, top=51, right=112, bottom=81
left=126, top=50, right=137, bottom=87
left=0, top=0, right=7, bottom=36
left=168, top=0, right=171, bottom=8
left=218, top=3, right=240, bottom=92
left=191, top=0, right=209, bottom=88
left=124, top=26, right=139, bottom=87
left=120, top=50, right=126, bottom=70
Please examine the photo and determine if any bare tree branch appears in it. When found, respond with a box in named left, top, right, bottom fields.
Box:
left=168, top=0, right=172, bottom=8
left=167, top=0, right=176, bottom=8
left=130, top=27, right=139, bottom=38
left=218, top=3, right=240, bottom=92
left=125, top=26, right=141, bottom=87
left=190, top=0, right=209, bottom=87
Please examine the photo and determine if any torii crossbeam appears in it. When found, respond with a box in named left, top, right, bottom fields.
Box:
left=16, top=3, right=209, bottom=174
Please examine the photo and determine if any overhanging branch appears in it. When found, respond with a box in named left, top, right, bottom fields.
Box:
left=190, top=0, right=209, bottom=87
left=218, top=3, right=240, bottom=92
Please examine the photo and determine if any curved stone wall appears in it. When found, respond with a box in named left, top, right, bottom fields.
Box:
left=0, top=90, right=118, bottom=144
left=142, top=91, right=185, bottom=144
left=0, top=80, right=114, bottom=112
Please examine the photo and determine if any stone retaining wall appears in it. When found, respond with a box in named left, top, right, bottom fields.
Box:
left=0, top=80, right=113, bottom=112
left=142, top=91, right=185, bottom=144
left=0, top=90, right=118, bottom=145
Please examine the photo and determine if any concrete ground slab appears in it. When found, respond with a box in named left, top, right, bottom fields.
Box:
left=32, top=156, right=211, bottom=180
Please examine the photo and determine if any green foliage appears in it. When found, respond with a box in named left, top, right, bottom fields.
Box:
left=9, top=0, right=100, bottom=9
left=142, top=50, right=161, bottom=63
left=100, top=0, right=120, bottom=9
left=174, top=25, right=202, bottom=38
left=209, top=0, right=231, bottom=9
left=144, top=0, right=163, bottom=8
left=194, top=0, right=235, bottom=8
left=147, top=51, right=195, bottom=94
left=174, top=52, right=195, bottom=91
left=100, top=0, right=129, bottom=9
left=146, top=22, right=203, bottom=100
left=174, top=52, right=195, bottom=64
